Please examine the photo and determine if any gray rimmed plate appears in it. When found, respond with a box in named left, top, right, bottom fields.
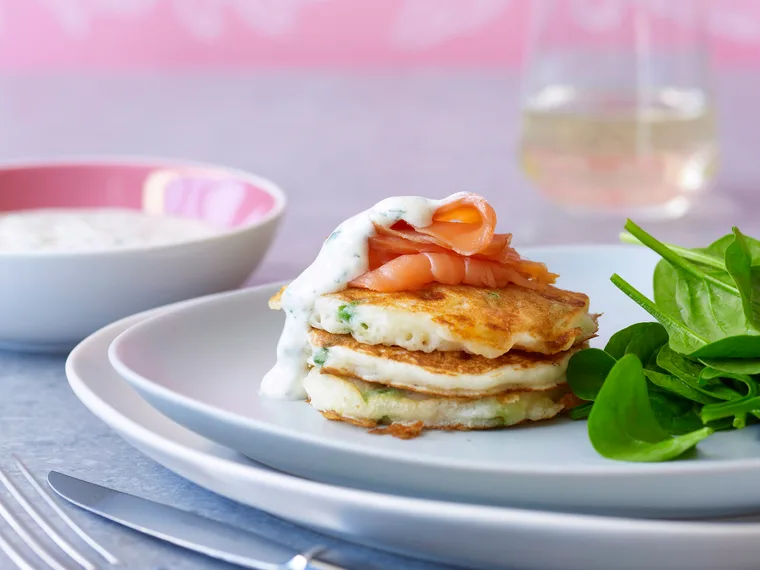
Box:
left=107, top=245, right=760, bottom=518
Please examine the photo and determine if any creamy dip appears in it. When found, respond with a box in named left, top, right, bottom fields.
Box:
left=0, top=208, right=219, bottom=253
left=261, top=193, right=466, bottom=400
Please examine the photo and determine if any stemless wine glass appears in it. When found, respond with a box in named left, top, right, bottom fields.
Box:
left=518, top=0, right=718, bottom=220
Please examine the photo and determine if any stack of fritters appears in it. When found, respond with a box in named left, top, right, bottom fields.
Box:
left=270, top=283, right=597, bottom=435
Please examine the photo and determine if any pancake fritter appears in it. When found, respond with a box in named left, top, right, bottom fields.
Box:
left=303, top=369, right=576, bottom=432
left=270, top=283, right=597, bottom=357
left=308, top=328, right=578, bottom=397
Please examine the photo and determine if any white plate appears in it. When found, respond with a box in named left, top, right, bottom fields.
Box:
left=68, top=302, right=760, bottom=570
left=108, top=245, right=760, bottom=518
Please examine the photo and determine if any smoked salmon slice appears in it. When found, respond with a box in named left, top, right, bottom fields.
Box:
left=350, top=193, right=557, bottom=292
left=382, top=193, right=497, bottom=256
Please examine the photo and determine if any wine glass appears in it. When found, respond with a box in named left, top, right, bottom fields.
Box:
left=518, top=0, right=718, bottom=220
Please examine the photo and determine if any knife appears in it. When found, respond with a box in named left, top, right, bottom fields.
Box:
left=47, top=471, right=352, bottom=570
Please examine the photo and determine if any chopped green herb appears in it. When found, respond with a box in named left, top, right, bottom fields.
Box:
left=338, top=303, right=354, bottom=324
left=337, top=302, right=359, bottom=324
left=360, top=322, right=369, bottom=330
left=487, top=291, right=500, bottom=299
left=372, top=387, right=403, bottom=398
left=312, top=348, right=329, bottom=366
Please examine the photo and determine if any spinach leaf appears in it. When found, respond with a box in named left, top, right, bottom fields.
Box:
left=625, top=325, right=669, bottom=363
left=698, top=368, right=760, bottom=425
left=701, top=232, right=760, bottom=261
left=566, top=348, right=616, bottom=401
left=701, top=380, right=760, bottom=424
left=699, top=358, right=760, bottom=375
left=700, top=366, right=753, bottom=386
left=624, top=219, right=739, bottom=301
left=568, top=402, right=593, bottom=420
left=652, top=258, right=749, bottom=341
left=575, top=222, right=760, bottom=462
left=648, top=391, right=705, bottom=435
left=706, top=417, right=739, bottom=431
left=656, top=345, right=741, bottom=400
left=620, top=231, right=760, bottom=277
left=690, top=335, right=760, bottom=358
left=724, top=227, right=760, bottom=331
left=656, top=344, right=703, bottom=380
left=611, top=273, right=708, bottom=356
left=620, top=232, right=726, bottom=270
left=587, top=354, right=714, bottom=462
left=619, top=221, right=760, bottom=358
left=604, top=322, right=667, bottom=362
left=644, top=370, right=718, bottom=405
left=612, top=273, right=760, bottom=359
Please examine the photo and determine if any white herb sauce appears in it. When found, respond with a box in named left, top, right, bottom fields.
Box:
left=0, top=208, right=219, bottom=253
left=261, top=193, right=465, bottom=400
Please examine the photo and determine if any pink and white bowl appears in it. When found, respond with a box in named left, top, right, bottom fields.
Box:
left=0, top=158, right=286, bottom=352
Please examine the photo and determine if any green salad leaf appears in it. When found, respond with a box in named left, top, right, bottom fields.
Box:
left=699, top=358, right=760, bottom=375
left=604, top=322, right=668, bottom=362
left=689, top=336, right=760, bottom=359
left=724, top=227, right=760, bottom=331
left=568, top=402, right=593, bottom=420
left=610, top=273, right=709, bottom=356
left=644, top=369, right=718, bottom=406
left=566, top=348, right=615, bottom=401
left=569, top=220, right=760, bottom=462
left=648, top=391, right=705, bottom=435
left=652, top=259, right=751, bottom=343
left=587, top=354, right=714, bottom=462
left=698, top=368, right=760, bottom=424
left=656, top=345, right=704, bottom=383
left=612, top=221, right=760, bottom=359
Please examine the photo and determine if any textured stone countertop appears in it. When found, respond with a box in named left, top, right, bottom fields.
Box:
left=1, top=70, right=759, bottom=569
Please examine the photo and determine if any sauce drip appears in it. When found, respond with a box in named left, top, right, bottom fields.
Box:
left=261, top=195, right=452, bottom=399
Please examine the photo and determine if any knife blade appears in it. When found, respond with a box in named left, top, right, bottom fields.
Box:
left=47, top=471, right=349, bottom=570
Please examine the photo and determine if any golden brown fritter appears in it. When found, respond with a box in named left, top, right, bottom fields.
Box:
left=309, top=328, right=581, bottom=397
left=272, top=283, right=598, bottom=356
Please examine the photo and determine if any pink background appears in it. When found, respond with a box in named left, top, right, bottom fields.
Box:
left=3, top=0, right=760, bottom=69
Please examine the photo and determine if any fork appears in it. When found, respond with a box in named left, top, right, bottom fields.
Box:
left=0, top=456, right=119, bottom=570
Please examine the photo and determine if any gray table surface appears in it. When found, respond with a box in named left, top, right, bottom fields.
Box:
left=1, top=70, right=759, bottom=570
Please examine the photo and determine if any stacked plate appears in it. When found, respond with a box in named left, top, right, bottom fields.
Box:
left=66, top=245, right=760, bottom=570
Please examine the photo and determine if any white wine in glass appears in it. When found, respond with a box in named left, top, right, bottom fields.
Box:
left=518, top=0, right=718, bottom=220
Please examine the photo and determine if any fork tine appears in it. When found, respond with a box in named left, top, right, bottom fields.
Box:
left=0, top=467, right=96, bottom=570
left=0, top=528, right=43, bottom=570
left=0, top=492, right=71, bottom=570
left=13, top=457, right=120, bottom=566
